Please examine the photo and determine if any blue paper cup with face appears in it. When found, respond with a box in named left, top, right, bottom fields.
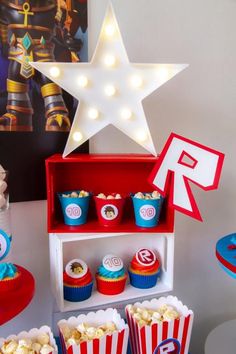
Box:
left=58, top=191, right=90, bottom=226
left=131, top=193, right=164, bottom=228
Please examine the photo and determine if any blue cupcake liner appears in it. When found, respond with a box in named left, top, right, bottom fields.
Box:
left=129, top=269, right=161, bottom=289
left=63, top=282, right=93, bottom=302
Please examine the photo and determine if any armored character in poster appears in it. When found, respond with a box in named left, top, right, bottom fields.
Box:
left=0, top=0, right=83, bottom=131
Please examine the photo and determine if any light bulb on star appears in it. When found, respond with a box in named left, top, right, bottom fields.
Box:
left=30, top=2, right=188, bottom=157
left=104, top=23, right=116, bottom=37
left=104, top=54, right=116, bottom=67
left=49, top=66, right=61, bottom=78
left=73, top=131, right=83, bottom=142
left=121, top=108, right=132, bottom=120
left=77, top=75, right=89, bottom=88
left=104, top=84, right=116, bottom=97
left=88, top=108, right=99, bottom=120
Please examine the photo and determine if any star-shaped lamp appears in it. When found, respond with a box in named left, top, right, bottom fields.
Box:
left=31, top=2, right=188, bottom=157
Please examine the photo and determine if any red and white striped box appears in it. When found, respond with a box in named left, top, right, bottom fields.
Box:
left=58, top=308, right=129, bottom=354
left=125, top=296, right=194, bottom=354
left=0, top=325, right=58, bottom=354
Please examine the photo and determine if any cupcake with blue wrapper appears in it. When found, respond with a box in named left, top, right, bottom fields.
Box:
left=58, top=190, right=91, bottom=226
left=131, top=190, right=164, bottom=228
left=63, top=258, right=93, bottom=302
left=96, top=254, right=127, bottom=295
left=129, top=248, right=161, bottom=289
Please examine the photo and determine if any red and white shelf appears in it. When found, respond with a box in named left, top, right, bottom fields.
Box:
left=46, top=154, right=175, bottom=312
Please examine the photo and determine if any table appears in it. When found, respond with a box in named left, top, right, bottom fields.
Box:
left=205, top=319, right=236, bottom=354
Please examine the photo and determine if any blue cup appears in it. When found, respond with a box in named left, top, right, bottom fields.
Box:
left=58, top=191, right=90, bottom=226
left=131, top=193, right=164, bottom=228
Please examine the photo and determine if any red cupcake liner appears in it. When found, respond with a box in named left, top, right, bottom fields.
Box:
left=0, top=271, right=21, bottom=292
left=96, top=273, right=127, bottom=295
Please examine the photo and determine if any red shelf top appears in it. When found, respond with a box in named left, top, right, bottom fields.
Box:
left=46, top=153, right=174, bottom=234
left=46, top=153, right=159, bottom=163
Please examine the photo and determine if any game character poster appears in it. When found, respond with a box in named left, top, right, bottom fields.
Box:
left=0, top=0, right=88, bottom=201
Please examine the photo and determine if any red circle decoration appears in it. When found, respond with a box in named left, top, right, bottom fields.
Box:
left=0, top=265, right=35, bottom=325
left=135, top=248, right=157, bottom=266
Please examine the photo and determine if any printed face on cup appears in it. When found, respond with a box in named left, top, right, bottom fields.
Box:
left=139, top=204, right=156, bottom=220
left=65, top=203, right=82, bottom=219
left=101, top=204, right=118, bottom=220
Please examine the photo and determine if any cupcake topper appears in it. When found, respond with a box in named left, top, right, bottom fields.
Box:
left=135, top=248, right=156, bottom=266
left=0, top=229, right=11, bottom=261
left=65, top=259, right=88, bottom=279
left=103, top=254, right=123, bottom=272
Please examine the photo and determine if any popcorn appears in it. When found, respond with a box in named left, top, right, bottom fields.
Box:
left=134, top=191, right=160, bottom=200
left=0, top=333, right=55, bottom=354
left=36, top=334, right=49, bottom=346
left=62, top=191, right=89, bottom=198
left=40, top=345, right=55, bottom=354
left=97, top=193, right=106, bottom=199
left=18, top=339, right=32, bottom=349
left=1, top=340, right=18, bottom=354
left=60, top=321, right=118, bottom=347
left=31, top=343, right=42, bottom=353
left=96, top=193, right=122, bottom=199
left=127, top=304, right=180, bottom=327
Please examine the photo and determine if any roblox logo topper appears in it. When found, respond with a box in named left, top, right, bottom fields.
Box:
left=149, top=133, right=225, bottom=221
left=153, top=338, right=180, bottom=354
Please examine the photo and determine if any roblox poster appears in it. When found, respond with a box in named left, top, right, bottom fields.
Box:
left=0, top=0, right=88, bottom=202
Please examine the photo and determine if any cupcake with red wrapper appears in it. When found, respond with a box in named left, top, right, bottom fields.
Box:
left=94, top=193, right=125, bottom=227
left=63, top=259, right=93, bottom=302
left=96, top=254, right=127, bottom=295
left=129, top=248, right=161, bottom=289
left=0, top=263, right=21, bottom=291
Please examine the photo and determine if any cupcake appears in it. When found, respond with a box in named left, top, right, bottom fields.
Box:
left=63, top=259, right=93, bottom=302
left=96, top=254, right=127, bottom=295
left=0, top=263, right=21, bottom=291
left=129, top=248, right=161, bottom=289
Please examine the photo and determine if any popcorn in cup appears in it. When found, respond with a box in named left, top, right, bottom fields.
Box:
left=94, top=193, right=125, bottom=227
left=58, top=308, right=129, bottom=354
left=131, top=191, right=164, bottom=228
left=0, top=325, right=58, bottom=354
left=125, top=295, right=194, bottom=354
left=58, top=190, right=90, bottom=226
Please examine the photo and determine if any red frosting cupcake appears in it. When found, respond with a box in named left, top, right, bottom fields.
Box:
left=129, top=248, right=161, bottom=289
left=63, top=259, right=93, bottom=302
left=130, top=251, right=160, bottom=275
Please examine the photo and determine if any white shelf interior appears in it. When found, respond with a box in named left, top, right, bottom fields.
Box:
left=49, top=232, right=174, bottom=312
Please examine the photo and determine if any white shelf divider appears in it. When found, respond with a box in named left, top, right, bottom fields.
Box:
left=49, top=232, right=174, bottom=312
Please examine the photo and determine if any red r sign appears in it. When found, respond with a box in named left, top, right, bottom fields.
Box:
left=136, top=248, right=156, bottom=266
left=149, top=133, right=224, bottom=221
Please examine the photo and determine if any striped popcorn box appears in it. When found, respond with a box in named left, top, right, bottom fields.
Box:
left=125, top=296, right=194, bottom=354
left=0, top=325, right=58, bottom=354
left=58, top=308, right=129, bottom=354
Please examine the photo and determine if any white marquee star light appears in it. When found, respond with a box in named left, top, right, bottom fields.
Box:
left=31, top=3, right=188, bottom=157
